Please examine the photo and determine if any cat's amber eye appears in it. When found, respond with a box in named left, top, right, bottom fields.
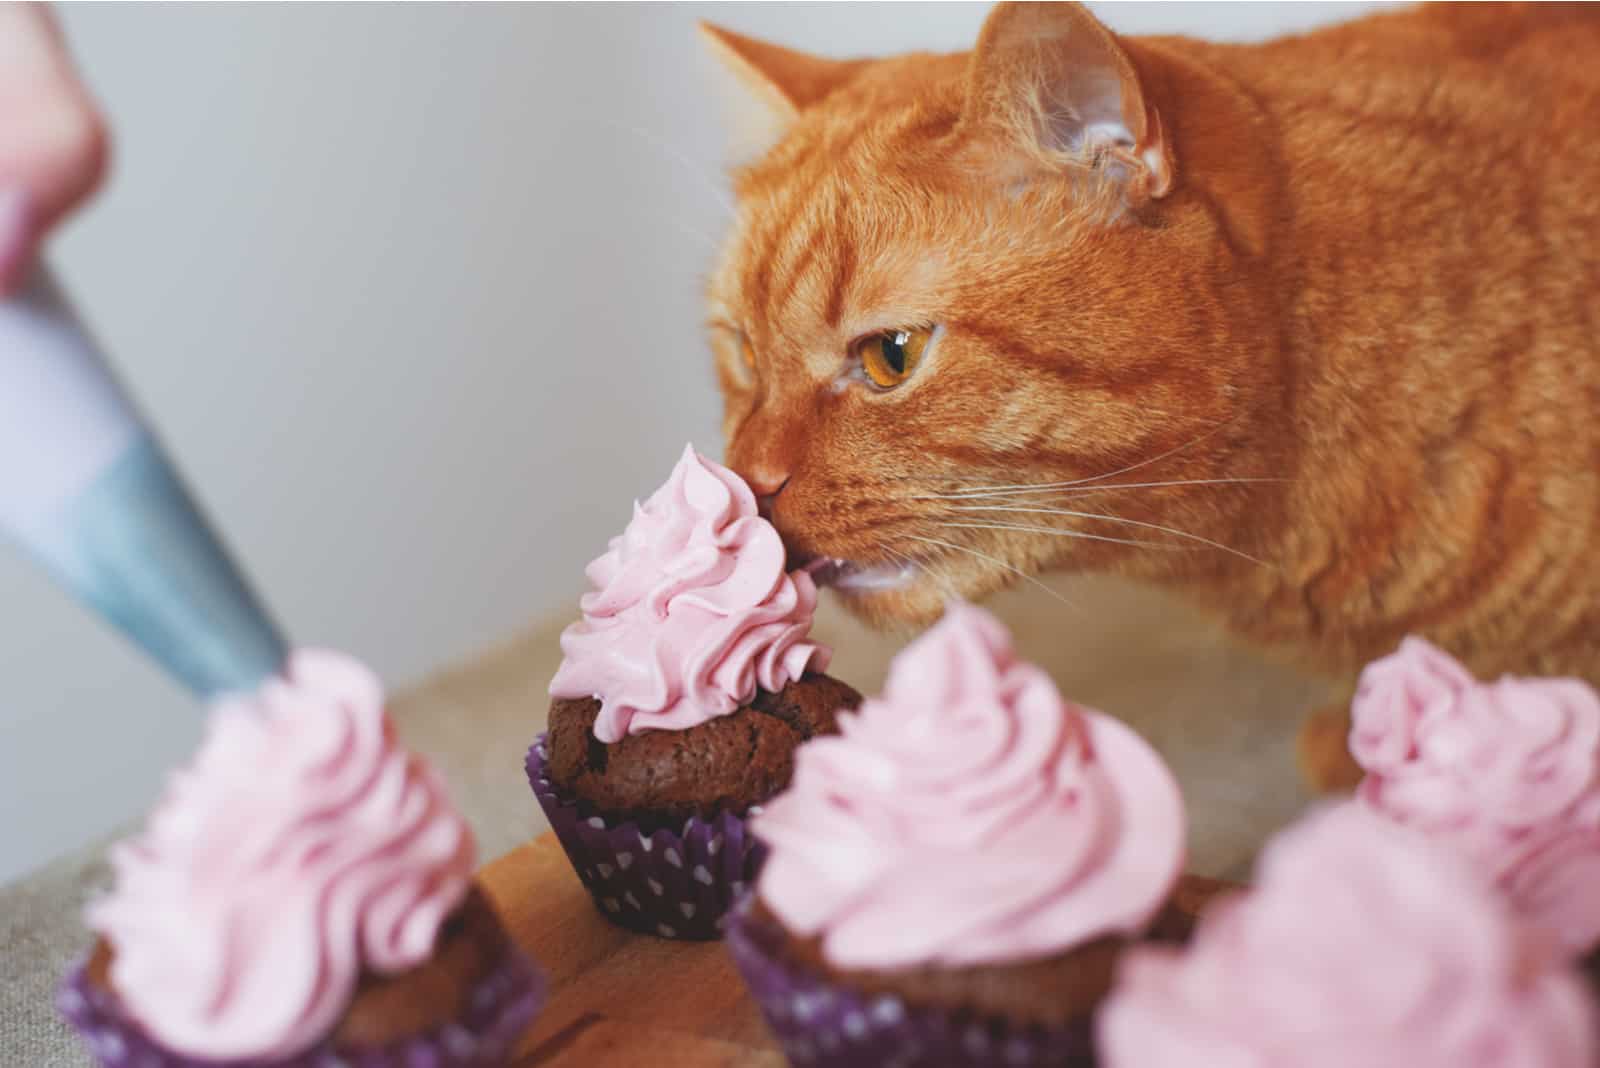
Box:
left=740, top=337, right=758, bottom=372
left=856, top=327, right=933, bottom=389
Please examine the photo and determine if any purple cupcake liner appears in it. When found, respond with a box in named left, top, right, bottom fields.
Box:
left=724, top=896, right=1094, bottom=1068
left=57, top=941, right=545, bottom=1068
left=526, top=733, right=765, bottom=940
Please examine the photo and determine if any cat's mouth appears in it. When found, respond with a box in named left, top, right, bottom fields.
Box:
left=795, top=554, right=918, bottom=593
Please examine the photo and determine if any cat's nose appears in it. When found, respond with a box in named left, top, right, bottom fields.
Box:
left=746, top=469, right=789, bottom=498
left=754, top=476, right=790, bottom=521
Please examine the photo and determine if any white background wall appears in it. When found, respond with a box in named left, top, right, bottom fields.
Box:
left=1, top=3, right=1386, bottom=884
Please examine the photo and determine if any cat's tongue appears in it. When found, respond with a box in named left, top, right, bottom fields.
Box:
left=798, top=553, right=917, bottom=593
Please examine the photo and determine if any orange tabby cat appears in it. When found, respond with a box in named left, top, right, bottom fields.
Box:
left=699, top=2, right=1600, bottom=791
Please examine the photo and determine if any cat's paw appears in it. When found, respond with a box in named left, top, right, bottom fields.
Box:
left=1297, top=700, right=1364, bottom=795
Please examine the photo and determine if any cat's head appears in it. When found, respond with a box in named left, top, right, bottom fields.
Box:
left=703, top=2, right=1278, bottom=627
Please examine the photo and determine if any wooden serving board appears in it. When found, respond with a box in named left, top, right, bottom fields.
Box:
left=481, top=834, right=1233, bottom=1067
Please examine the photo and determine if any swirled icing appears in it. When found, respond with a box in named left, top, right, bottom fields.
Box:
left=753, top=601, right=1183, bottom=969
left=549, top=444, right=829, bottom=743
left=87, top=650, right=475, bottom=1060
left=1352, top=638, right=1600, bottom=954
left=1098, top=805, right=1597, bottom=1068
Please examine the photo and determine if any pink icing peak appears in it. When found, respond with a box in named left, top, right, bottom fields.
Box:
left=548, top=444, right=830, bottom=743
left=1097, top=805, right=1598, bottom=1068
left=753, top=601, right=1184, bottom=970
left=1351, top=637, right=1600, bottom=955
left=1349, top=636, right=1476, bottom=774
left=87, top=650, right=476, bottom=1061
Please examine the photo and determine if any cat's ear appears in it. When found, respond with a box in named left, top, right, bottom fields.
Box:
left=964, top=2, right=1174, bottom=202
left=699, top=23, right=868, bottom=160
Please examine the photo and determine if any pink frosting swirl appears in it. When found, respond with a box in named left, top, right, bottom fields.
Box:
left=1352, top=638, right=1600, bottom=954
left=87, top=651, right=476, bottom=1061
left=1498, top=800, right=1600, bottom=958
left=752, top=601, right=1184, bottom=970
left=548, top=444, right=830, bottom=743
left=1097, top=805, right=1598, bottom=1068
left=1349, top=636, right=1476, bottom=774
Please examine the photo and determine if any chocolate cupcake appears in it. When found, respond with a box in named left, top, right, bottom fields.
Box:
left=544, top=672, right=858, bottom=830
left=724, top=601, right=1186, bottom=1067
left=532, top=444, right=859, bottom=939
left=60, top=651, right=543, bottom=1068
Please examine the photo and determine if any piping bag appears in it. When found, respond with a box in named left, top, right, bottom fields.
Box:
left=0, top=266, right=287, bottom=697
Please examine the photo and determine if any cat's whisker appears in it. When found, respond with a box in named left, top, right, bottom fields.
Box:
left=608, top=206, right=721, bottom=262
left=935, top=520, right=1190, bottom=554
left=600, top=119, right=737, bottom=219
left=941, top=505, right=1270, bottom=567
left=910, top=476, right=1287, bottom=502
left=937, top=418, right=1241, bottom=498
left=656, top=215, right=722, bottom=254
left=905, top=534, right=1080, bottom=614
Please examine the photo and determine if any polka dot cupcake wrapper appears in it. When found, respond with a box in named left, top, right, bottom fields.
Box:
left=57, top=941, right=545, bottom=1068
left=526, top=734, right=765, bottom=940
left=724, top=896, right=1094, bottom=1068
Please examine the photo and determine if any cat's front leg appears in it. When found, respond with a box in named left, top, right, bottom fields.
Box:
left=1296, top=685, right=1363, bottom=795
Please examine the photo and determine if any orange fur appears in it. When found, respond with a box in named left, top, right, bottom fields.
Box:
left=701, top=3, right=1600, bottom=780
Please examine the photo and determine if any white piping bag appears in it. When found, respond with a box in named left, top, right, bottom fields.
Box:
left=0, top=267, right=286, bottom=696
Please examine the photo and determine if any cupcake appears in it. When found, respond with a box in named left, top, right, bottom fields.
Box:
left=1349, top=637, right=1600, bottom=957
left=724, top=601, right=1185, bottom=1067
left=531, top=444, right=860, bottom=939
left=1097, top=805, right=1597, bottom=1067
left=58, top=651, right=544, bottom=1068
